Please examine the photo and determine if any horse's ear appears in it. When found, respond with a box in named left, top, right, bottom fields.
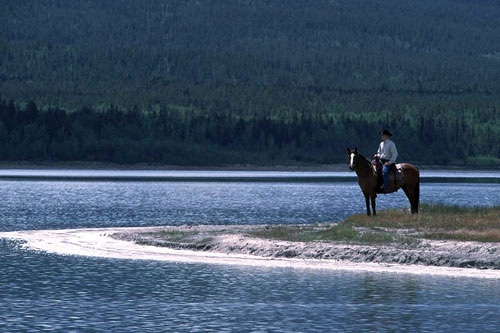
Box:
left=354, top=147, right=358, bottom=154
left=347, top=147, right=351, bottom=154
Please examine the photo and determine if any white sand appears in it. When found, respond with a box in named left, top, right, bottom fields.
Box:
left=2, top=227, right=500, bottom=279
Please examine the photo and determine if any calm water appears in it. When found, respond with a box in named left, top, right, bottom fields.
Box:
left=1, top=170, right=500, bottom=332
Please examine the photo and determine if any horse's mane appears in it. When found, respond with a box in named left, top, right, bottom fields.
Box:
left=357, top=153, right=372, bottom=166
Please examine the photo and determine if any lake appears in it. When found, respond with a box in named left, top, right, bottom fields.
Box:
left=1, top=170, right=500, bottom=332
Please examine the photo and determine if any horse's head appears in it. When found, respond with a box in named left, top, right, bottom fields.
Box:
left=347, top=147, right=358, bottom=171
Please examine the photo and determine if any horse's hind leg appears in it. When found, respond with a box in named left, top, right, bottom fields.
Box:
left=411, top=180, right=420, bottom=214
left=402, top=184, right=418, bottom=214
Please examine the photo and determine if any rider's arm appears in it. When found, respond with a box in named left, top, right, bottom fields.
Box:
left=375, top=142, right=382, bottom=158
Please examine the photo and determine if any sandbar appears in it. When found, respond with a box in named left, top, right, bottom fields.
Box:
left=1, top=226, right=500, bottom=279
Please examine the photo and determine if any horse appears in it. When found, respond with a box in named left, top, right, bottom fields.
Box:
left=347, top=147, right=420, bottom=216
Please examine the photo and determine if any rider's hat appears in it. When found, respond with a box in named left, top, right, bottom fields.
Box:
left=380, top=129, right=392, bottom=136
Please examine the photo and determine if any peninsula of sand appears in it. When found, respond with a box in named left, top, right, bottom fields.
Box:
left=2, top=223, right=500, bottom=279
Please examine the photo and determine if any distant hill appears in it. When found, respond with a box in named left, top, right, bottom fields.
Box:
left=1, top=0, right=500, bottom=166
left=2, top=0, right=500, bottom=108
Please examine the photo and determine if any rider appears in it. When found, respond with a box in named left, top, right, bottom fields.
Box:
left=374, top=129, right=398, bottom=193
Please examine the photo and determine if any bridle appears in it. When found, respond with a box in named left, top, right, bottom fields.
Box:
left=348, top=148, right=371, bottom=172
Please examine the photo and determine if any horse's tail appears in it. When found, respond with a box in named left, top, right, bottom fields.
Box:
left=413, top=170, right=420, bottom=214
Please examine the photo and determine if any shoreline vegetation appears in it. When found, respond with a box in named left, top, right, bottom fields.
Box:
left=124, top=204, right=500, bottom=243
left=112, top=205, right=500, bottom=270
left=1, top=100, right=500, bottom=168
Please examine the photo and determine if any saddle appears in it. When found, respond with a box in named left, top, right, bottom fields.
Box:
left=372, top=158, right=404, bottom=188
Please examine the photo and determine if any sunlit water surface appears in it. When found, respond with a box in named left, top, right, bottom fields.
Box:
left=1, top=170, right=500, bottom=332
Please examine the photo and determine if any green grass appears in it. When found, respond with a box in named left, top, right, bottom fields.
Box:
left=250, top=205, right=500, bottom=244
left=135, top=205, right=500, bottom=246
left=344, top=204, right=500, bottom=242
left=141, top=229, right=197, bottom=241
left=249, top=224, right=394, bottom=244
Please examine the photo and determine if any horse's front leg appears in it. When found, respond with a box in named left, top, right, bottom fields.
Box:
left=371, top=194, right=377, bottom=216
left=364, top=193, right=371, bottom=216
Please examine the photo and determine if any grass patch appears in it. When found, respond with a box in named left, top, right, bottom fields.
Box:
left=251, top=204, right=500, bottom=244
left=423, top=229, right=500, bottom=243
left=249, top=224, right=394, bottom=244
left=344, top=204, right=500, bottom=242
left=345, top=204, right=500, bottom=230
left=249, top=225, right=353, bottom=242
left=141, top=229, right=198, bottom=242
left=134, top=205, right=500, bottom=246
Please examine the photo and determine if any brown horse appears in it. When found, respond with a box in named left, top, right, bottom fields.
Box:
left=348, top=147, right=420, bottom=216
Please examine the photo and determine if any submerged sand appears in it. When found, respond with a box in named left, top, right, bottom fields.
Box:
left=1, top=225, right=500, bottom=279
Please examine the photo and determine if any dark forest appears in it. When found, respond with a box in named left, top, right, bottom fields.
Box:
left=1, top=0, right=500, bottom=166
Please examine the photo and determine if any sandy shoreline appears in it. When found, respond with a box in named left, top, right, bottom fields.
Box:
left=1, top=226, right=500, bottom=279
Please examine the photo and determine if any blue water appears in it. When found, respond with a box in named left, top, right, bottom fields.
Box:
left=1, top=170, right=500, bottom=332
left=2, top=179, right=500, bottom=232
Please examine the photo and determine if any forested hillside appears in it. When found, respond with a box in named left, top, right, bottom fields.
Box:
left=1, top=0, right=500, bottom=166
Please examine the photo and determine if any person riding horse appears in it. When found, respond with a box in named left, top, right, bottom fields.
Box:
left=374, top=129, right=398, bottom=193
left=347, top=146, right=420, bottom=215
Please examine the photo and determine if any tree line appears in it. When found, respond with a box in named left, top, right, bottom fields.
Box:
left=1, top=98, right=499, bottom=167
